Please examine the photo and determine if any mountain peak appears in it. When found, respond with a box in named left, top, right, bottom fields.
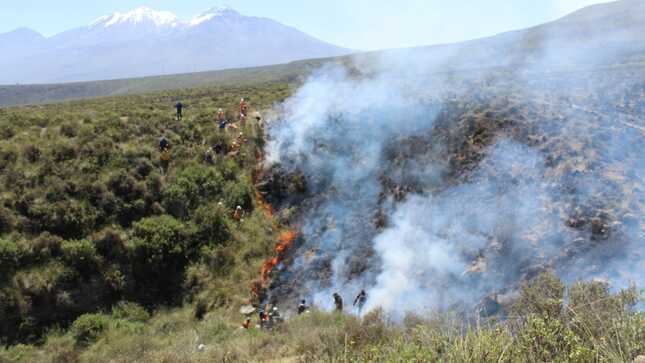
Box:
left=189, top=6, right=241, bottom=26
left=0, top=27, right=44, bottom=42
left=91, top=6, right=179, bottom=28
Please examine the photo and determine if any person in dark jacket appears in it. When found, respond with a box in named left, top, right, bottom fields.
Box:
left=353, top=290, right=367, bottom=313
left=159, top=136, right=169, bottom=152
left=175, top=102, right=184, bottom=120
left=297, top=300, right=308, bottom=315
left=333, top=293, right=343, bottom=312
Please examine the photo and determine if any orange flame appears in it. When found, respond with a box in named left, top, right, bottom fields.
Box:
left=258, top=230, right=298, bottom=286
left=252, top=143, right=299, bottom=298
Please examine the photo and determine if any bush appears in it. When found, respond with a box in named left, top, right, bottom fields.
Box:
left=22, top=145, right=41, bottom=163
left=61, top=239, right=99, bottom=274
left=22, top=232, right=64, bottom=263
left=0, top=206, right=14, bottom=233
left=93, top=228, right=126, bottom=260
left=129, top=216, right=197, bottom=303
left=511, top=271, right=564, bottom=319
left=193, top=203, right=231, bottom=245
left=71, top=314, right=108, bottom=345
left=0, top=238, right=18, bottom=276
left=162, top=165, right=224, bottom=219
left=27, top=199, right=98, bottom=239
left=201, top=246, right=235, bottom=276
left=51, top=142, right=78, bottom=162
left=0, top=147, right=17, bottom=170
left=111, top=301, right=150, bottom=323
left=222, top=176, right=255, bottom=210
left=60, top=122, right=78, bottom=138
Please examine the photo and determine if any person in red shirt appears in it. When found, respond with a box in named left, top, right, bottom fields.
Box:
left=240, top=98, right=248, bottom=123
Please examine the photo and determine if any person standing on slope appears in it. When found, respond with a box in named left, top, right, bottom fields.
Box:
left=239, top=98, right=248, bottom=123
left=297, top=300, right=308, bottom=315
left=175, top=101, right=184, bottom=121
left=333, top=293, right=343, bottom=312
left=353, top=290, right=367, bottom=314
left=218, top=108, right=227, bottom=131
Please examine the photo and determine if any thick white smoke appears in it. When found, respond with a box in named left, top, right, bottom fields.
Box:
left=265, top=49, right=645, bottom=317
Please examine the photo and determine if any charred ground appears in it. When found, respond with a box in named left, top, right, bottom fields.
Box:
left=260, top=64, right=645, bottom=316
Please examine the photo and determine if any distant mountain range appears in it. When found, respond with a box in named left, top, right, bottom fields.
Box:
left=0, top=6, right=352, bottom=84
left=1, top=0, right=644, bottom=106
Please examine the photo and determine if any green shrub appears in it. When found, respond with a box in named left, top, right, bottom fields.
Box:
left=201, top=246, right=236, bottom=275
left=0, top=147, right=17, bottom=170
left=61, top=239, right=99, bottom=274
left=60, top=122, right=78, bottom=138
left=511, top=271, right=565, bottom=319
left=71, top=314, right=108, bottom=345
left=27, top=199, right=97, bottom=239
left=22, top=144, right=41, bottom=163
left=193, top=203, right=231, bottom=245
left=51, top=141, right=78, bottom=162
left=92, top=228, right=126, bottom=260
left=21, top=232, right=64, bottom=264
left=129, top=216, right=197, bottom=303
left=0, top=206, right=14, bottom=233
left=162, top=164, right=224, bottom=219
left=0, top=238, right=18, bottom=276
left=222, top=176, right=255, bottom=210
left=111, top=301, right=150, bottom=323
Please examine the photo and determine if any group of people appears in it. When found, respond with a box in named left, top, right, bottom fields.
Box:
left=333, top=290, right=367, bottom=314
left=175, top=98, right=248, bottom=126
left=241, top=290, right=368, bottom=331
left=161, top=98, right=259, bottom=171
left=242, top=305, right=283, bottom=330
left=297, top=290, right=367, bottom=318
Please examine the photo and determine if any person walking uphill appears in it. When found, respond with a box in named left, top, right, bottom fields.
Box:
left=159, top=135, right=171, bottom=173
left=175, top=101, right=184, bottom=120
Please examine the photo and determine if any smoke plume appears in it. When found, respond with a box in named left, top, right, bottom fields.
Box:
left=264, top=34, right=645, bottom=318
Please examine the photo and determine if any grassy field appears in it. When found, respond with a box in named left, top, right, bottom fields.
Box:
left=0, top=81, right=294, bottom=346
left=0, top=59, right=329, bottom=107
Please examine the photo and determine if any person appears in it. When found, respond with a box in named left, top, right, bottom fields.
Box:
left=160, top=148, right=171, bottom=173
left=230, top=141, right=240, bottom=153
left=204, top=148, right=214, bottom=164
left=333, top=293, right=343, bottom=312
left=353, top=290, right=367, bottom=313
left=159, top=136, right=169, bottom=152
left=297, top=300, right=308, bottom=315
left=175, top=102, right=184, bottom=120
left=242, top=318, right=252, bottom=329
left=218, top=108, right=227, bottom=131
left=258, top=307, right=267, bottom=329
left=213, top=142, right=224, bottom=155
left=237, top=132, right=247, bottom=145
left=269, top=306, right=282, bottom=324
left=233, top=206, right=243, bottom=221
left=239, top=98, right=248, bottom=122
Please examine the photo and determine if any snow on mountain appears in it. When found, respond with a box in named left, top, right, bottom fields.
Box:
left=189, top=6, right=240, bottom=26
left=0, top=5, right=352, bottom=84
left=90, top=6, right=180, bottom=28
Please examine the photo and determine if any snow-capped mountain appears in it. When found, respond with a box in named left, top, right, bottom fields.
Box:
left=0, top=6, right=352, bottom=84
left=90, top=6, right=180, bottom=28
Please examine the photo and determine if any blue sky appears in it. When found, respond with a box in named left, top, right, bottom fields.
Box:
left=1, top=0, right=609, bottom=50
